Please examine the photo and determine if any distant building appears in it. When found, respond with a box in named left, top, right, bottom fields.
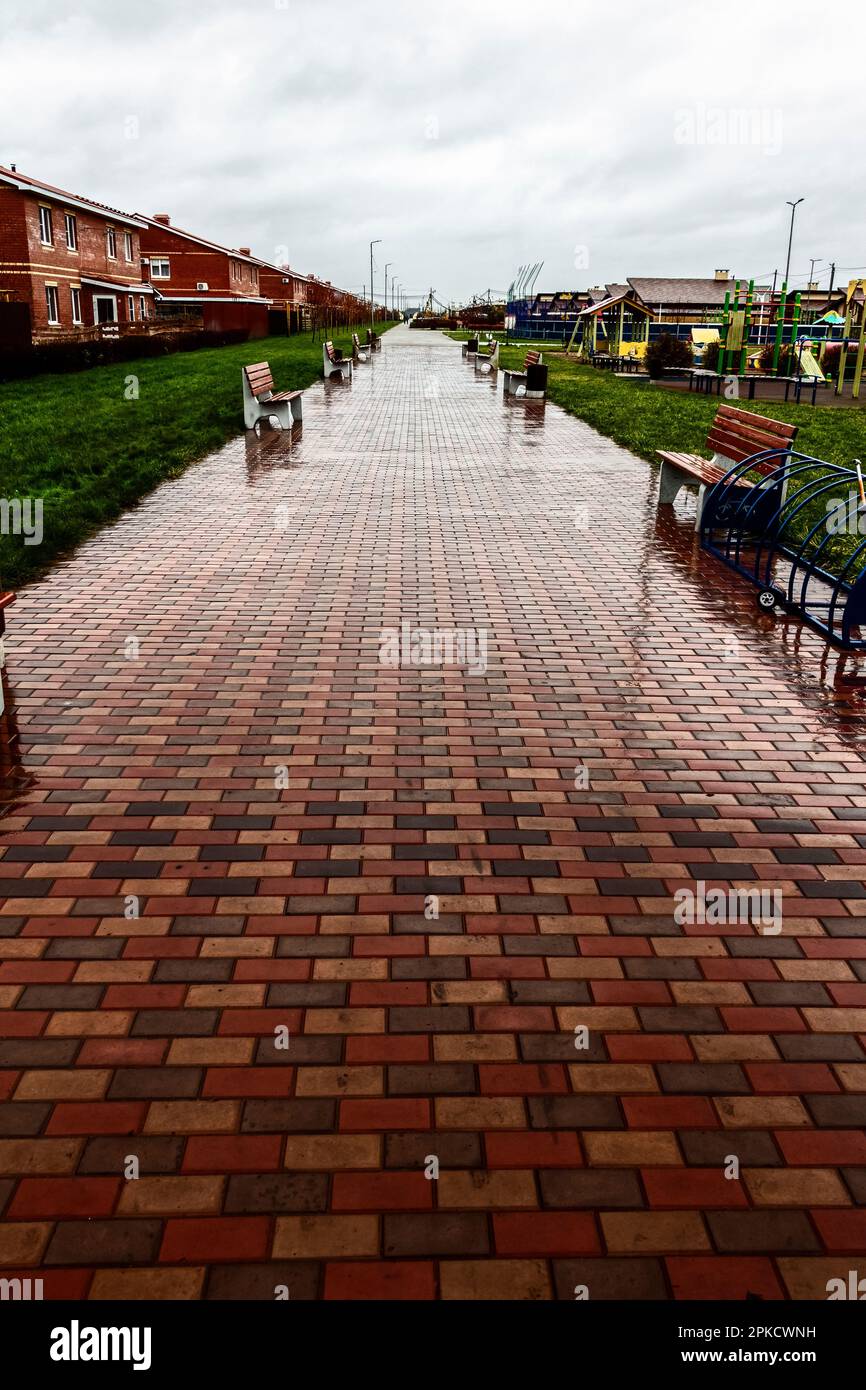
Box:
left=136, top=213, right=270, bottom=337
left=253, top=258, right=311, bottom=332
left=0, top=164, right=153, bottom=346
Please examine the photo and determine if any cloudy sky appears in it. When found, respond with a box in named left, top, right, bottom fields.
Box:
left=2, top=0, right=864, bottom=306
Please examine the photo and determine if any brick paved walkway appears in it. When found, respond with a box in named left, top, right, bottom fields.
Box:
left=2, top=325, right=866, bottom=1301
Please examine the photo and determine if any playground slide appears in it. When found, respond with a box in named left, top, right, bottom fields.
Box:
left=796, top=346, right=825, bottom=380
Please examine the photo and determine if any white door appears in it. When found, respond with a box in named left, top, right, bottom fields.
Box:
left=94, top=295, right=118, bottom=324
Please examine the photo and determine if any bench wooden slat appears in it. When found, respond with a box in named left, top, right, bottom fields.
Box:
left=715, top=404, right=797, bottom=442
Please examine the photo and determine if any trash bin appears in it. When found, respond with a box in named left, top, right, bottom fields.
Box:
left=526, top=363, right=548, bottom=393
left=467, top=337, right=479, bottom=353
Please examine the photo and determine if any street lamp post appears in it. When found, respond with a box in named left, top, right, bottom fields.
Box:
left=784, top=198, right=804, bottom=287
left=384, top=263, right=392, bottom=325
left=369, top=239, right=381, bottom=340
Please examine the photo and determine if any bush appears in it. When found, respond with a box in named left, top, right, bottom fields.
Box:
left=821, top=344, right=841, bottom=379
left=700, top=341, right=720, bottom=372
left=645, top=333, right=693, bottom=379
left=0, top=328, right=250, bottom=383
left=757, top=342, right=798, bottom=375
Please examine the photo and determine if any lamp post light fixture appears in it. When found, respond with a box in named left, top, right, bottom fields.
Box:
left=784, top=198, right=804, bottom=287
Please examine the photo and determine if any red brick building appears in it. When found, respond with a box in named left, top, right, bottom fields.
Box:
left=137, top=214, right=269, bottom=337
left=253, top=258, right=310, bottom=331
left=0, top=164, right=153, bottom=344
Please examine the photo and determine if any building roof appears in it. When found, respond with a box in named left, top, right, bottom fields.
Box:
left=136, top=215, right=261, bottom=265
left=252, top=256, right=312, bottom=286
left=627, top=276, right=735, bottom=306
left=0, top=164, right=145, bottom=228
left=577, top=289, right=649, bottom=317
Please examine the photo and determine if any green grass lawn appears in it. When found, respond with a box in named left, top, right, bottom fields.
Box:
left=0, top=323, right=397, bottom=589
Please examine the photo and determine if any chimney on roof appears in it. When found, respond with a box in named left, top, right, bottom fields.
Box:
left=153, top=213, right=171, bottom=225
left=239, top=246, right=250, bottom=256
left=10, top=163, right=16, bottom=172
left=714, top=268, right=730, bottom=281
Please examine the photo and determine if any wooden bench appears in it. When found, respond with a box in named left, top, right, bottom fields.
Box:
left=0, top=590, right=14, bottom=720
left=474, top=339, right=500, bottom=371
left=656, top=404, right=798, bottom=530
left=323, top=340, right=353, bottom=380
left=366, top=329, right=381, bottom=352
left=503, top=349, right=545, bottom=397
left=351, top=333, right=369, bottom=361
left=242, top=362, right=303, bottom=430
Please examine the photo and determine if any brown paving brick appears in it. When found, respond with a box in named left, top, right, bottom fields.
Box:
left=601, top=1211, right=710, bottom=1253
left=553, top=1257, right=667, bottom=1300
left=206, top=1261, right=320, bottom=1300
left=383, top=1212, right=489, bottom=1256
left=118, top=1176, right=224, bottom=1215
left=0, top=1221, right=52, bottom=1265
left=440, top=1258, right=550, bottom=1300
left=283, top=1134, right=380, bottom=1169
left=89, top=1267, right=206, bottom=1299
left=438, top=1169, right=537, bottom=1209
left=273, top=1214, right=379, bottom=1259
left=45, top=1219, right=163, bottom=1265
left=743, top=1167, right=850, bottom=1206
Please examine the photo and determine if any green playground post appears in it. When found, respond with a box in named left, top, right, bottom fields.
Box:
left=853, top=301, right=866, bottom=400
left=772, top=282, right=788, bottom=374
left=738, top=278, right=754, bottom=376
left=789, top=292, right=802, bottom=376
left=836, top=296, right=854, bottom=396
left=718, top=290, right=731, bottom=376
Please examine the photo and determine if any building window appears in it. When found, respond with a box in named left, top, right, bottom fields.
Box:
left=150, top=258, right=170, bottom=279
left=45, top=284, right=60, bottom=324
left=124, top=231, right=134, bottom=261
left=127, top=295, right=135, bottom=321
left=64, top=213, right=77, bottom=251
left=39, top=206, right=53, bottom=245
left=71, top=287, right=82, bottom=324
left=107, top=227, right=117, bottom=259
left=139, top=296, right=147, bottom=319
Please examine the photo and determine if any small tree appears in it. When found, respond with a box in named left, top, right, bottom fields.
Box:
left=645, top=333, right=693, bottom=379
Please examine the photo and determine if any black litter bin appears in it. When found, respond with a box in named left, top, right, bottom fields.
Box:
left=467, top=337, right=479, bottom=353
left=526, top=363, right=548, bottom=393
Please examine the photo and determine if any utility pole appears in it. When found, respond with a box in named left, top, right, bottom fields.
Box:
left=369, top=239, right=380, bottom=338
left=384, top=263, right=392, bottom=324
left=784, top=198, right=803, bottom=287
left=829, top=262, right=836, bottom=294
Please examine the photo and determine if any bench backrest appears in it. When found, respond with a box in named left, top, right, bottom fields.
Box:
left=244, top=362, right=274, bottom=398
left=325, top=340, right=336, bottom=361
left=524, top=350, right=541, bottom=369
left=707, top=405, right=797, bottom=476
left=352, top=333, right=361, bottom=347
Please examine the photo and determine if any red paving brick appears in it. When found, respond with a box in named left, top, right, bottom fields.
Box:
left=1, top=325, right=866, bottom=1300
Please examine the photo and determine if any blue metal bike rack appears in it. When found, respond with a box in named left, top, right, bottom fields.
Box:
left=700, top=449, right=866, bottom=650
